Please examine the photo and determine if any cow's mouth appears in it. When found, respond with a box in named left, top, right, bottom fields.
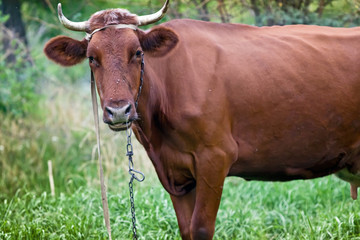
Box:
left=108, top=122, right=132, bottom=132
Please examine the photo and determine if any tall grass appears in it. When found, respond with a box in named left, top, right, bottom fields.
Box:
left=217, top=177, right=360, bottom=240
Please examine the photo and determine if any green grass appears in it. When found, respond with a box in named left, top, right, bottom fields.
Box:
left=0, top=183, right=179, bottom=240
left=217, top=177, right=360, bottom=240
left=2, top=172, right=360, bottom=239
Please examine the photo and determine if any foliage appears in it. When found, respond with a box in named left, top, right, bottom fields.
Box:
left=0, top=81, right=110, bottom=197
left=17, top=0, right=360, bottom=42
left=170, top=0, right=360, bottom=26
left=0, top=16, right=41, bottom=117
left=240, top=0, right=360, bottom=27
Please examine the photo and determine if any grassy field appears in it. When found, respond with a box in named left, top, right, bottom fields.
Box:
left=1, top=80, right=360, bottom=240
left=2, top=164, right=360, bottom=239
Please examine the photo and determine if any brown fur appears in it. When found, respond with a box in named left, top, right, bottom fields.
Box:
left=138, top=27, right=179, bottom=57
left=87, top=9, right=138, bottom=32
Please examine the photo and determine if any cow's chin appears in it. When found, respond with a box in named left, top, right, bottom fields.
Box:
left=108, top=122, right=131, bottom=132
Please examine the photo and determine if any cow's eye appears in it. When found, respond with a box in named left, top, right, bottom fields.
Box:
left=135, top=50, right=143, bottom=58
left=89, top=56, right=94, bottom=63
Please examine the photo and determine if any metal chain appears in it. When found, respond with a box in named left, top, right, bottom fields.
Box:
left=135, top=52, right=145, bottom=110
left=126, top=125, right=145, bottom=240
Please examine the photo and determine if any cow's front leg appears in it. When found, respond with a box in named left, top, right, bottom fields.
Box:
left=170, top=171, right=226, bottom=240
left=170, top=188, right=196, bottom=240
left=189, top=167, right=227, bottom=240
left=170, top=143, right=236, bottom=239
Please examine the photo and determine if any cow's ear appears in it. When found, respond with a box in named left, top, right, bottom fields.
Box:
left=44, top=36, right=88, bottom=66
left=138, top=27, right=179, bottom=57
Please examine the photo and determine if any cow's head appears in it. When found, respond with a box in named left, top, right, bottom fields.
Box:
left=44, top=0, right=178, bottom=131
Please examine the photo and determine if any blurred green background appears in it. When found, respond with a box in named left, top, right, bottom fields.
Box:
left=1, top=0, right=360, bottom=239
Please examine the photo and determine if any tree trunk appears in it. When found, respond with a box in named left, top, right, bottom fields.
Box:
left=1, top=0, right=27, bottom=44
left=1, top=0, right=28, bottom=63
left=217, top=0, right=230, bottom=23
left=191, top=0, right=210, bottom=21
left=250, top=0, right=262, bottom=25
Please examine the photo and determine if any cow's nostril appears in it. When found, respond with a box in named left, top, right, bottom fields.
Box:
left=104, top=104, right=132, bottom=124
left=125, top=104, right=132, bottom=115
left=105, top=106, right=113, bottom=118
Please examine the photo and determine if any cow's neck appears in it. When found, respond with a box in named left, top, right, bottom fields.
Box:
left=132, top=59, right=182, bottom=195
left=134, top=60, right=166, bottom=136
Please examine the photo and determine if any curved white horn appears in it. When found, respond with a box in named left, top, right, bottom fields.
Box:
left=137, top=0, right=170, bottom=26
left=57, top=3, right=88, bottom=32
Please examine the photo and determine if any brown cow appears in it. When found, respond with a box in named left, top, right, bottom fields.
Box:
left=44, top=1, right=360, bottom=239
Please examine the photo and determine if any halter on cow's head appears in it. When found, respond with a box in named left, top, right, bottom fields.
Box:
left=44, top=0, right=178, bottom=131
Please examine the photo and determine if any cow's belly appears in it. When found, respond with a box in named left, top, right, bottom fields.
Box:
left=228, top=153, right=347, bottom=181
left=228, top=120, right=360, bottom=181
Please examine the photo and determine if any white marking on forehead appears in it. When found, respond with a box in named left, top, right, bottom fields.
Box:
left=92, top=8, right=138, bottom=22
left=90, top=8, right=139, bottom=26
left=85, top=24, right=137, bottom=41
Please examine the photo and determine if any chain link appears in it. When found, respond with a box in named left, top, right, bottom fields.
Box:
left=135, top=52, right=145, bottom=110
left=129, top=176, right=137, bottom=239
left=126, top=124, right=145, bottom=240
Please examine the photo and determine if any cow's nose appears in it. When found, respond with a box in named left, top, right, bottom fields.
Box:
left=103, top=103, right=132, bottom=124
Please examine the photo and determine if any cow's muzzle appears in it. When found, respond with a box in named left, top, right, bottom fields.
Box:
left=103, top=103, right=135, bottom=131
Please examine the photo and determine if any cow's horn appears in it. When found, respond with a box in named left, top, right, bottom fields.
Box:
left=137, top=0, right=170, bottom=26
left=57, top=3, right=88, bottom=31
